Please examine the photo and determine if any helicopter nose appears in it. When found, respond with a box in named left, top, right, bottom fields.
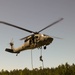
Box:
left=48, top=37, right=53, bottom=43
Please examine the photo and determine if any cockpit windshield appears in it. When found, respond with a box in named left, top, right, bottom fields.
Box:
left=43, top=34, right=48, bottom=36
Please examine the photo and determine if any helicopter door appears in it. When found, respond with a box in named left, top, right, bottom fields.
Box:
left=29, top=35, right=39, bottom=45
left=29, top=35, right=35, bottom=45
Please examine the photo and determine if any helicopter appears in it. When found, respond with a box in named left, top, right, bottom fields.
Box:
left=0, top=18, right=63, bottom=56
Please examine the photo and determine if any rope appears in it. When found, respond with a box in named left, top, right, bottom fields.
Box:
left=31, top=49, right=33, bottom=70
left=40, top=48, right=44, bottom=69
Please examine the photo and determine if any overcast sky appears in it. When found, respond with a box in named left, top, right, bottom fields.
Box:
left=0, top=0, right=75, bottom=70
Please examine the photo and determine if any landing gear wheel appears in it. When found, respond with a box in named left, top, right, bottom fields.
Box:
left=44, top=46, right=46, bottom=49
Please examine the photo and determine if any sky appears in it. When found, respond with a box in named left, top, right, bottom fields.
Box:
left=0, top=0, right=75, bottom=71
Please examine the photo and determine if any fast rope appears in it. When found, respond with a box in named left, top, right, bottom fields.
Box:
left=31, top=49, right=33, bottom=70
left=39, top=47, right=44, bottom=69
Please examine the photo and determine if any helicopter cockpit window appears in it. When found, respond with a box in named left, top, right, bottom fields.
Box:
left=42, top=34, right=47, bottom=36
left=43, top=34, right=48, bottom=36
left=43, top=34, right=46, bottom=36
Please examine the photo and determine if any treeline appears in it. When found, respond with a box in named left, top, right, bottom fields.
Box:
left=0, top=63, right=75, bottom=75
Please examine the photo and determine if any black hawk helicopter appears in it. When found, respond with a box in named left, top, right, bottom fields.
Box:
left=0, top=18, right=63, bottom=56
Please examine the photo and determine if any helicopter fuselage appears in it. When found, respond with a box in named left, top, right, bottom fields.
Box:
left=5, top=33, right=53, bottom=53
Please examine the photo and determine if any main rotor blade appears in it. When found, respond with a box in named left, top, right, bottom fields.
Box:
left=20, top=35, right=31, bottom=40
left=0, top=21, right=35, bottom=33
left=51, top=36, right=63, bottom=39
left=38, top=18, right=64, bottom=33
